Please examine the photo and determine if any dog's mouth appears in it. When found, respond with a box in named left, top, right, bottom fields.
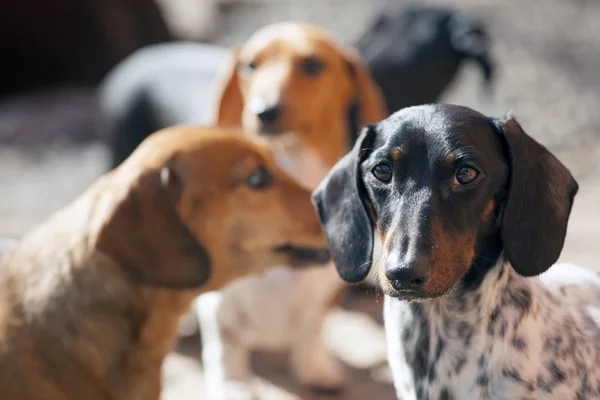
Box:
left=257, top=125, right=309, bottom=138
left=274, top=244, right=331, bottom=266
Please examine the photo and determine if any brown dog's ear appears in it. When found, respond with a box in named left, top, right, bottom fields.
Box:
left=494, top=117, right=578, bottom=277
left=96, top=160, right=211, bottom=288
left=344, top=48, right=388, bottom=126
left=215, top=48, right=244, bottom=126
left=312, top=126, right=376, bottom=283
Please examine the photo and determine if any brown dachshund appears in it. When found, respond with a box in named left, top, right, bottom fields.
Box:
left=194, top=22, right=388, bottom=398
left=0, top=126, right=329, bottom=400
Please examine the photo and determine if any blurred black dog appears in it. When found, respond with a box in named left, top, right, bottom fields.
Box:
left=355, top=6, right=495, bottom=113
left=98, top=42, right=230, bottom=168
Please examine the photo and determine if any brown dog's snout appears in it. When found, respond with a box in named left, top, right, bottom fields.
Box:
left=250, top=98, right=282, bottom=126
left=385, top=249, right=431, bottom=292
left=273, top=175, right=331, bottom=266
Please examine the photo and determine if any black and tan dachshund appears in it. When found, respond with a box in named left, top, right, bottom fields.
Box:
left=311, top=104, right=600, bottom=400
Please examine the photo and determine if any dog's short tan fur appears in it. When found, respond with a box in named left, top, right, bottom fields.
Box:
left=0, top=126, right=327, bottom=400
left=217, top=21, right=386, bottom=188
left=195, top=22, right=387, bottom=397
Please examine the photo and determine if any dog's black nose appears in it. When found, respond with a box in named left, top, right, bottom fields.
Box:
left=386, top=253, right=430, bottom=292
left=252, top=100, right=281, bottom=124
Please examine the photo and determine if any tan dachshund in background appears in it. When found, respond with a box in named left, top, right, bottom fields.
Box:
left=192, top=22, right=388, bottom=399
left=217, top=22, right=386, bottom=188
left=0, top=126, right=329, bottom=400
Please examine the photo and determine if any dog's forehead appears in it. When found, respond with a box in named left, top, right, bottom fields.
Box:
left=177, top=132, right=268, bottom=168
left=243, top=24, right=333, bottom=58
left=373, top=105, right=494, bottom=153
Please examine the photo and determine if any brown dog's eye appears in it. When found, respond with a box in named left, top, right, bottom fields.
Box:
left=301, top=56, right=325, bottom=76
left=455, top=166, right=479, bottom=185
left=247, top=166, right=274, bottom=189
left=372, top=163, right=392, bottom=182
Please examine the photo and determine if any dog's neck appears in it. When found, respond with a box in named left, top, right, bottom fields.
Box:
left=3, top=186, right=195, bottom=400
left=272, top=136, right=333, bottom=189
left=385, top=259, right=538, bottom=399
left=418, top=259, right=531, bottom=326
left=270, top=109, right=352, bottom=190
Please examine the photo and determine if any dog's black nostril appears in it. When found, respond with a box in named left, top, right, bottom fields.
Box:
left=386, top=252, right=430, bottom=292
left=389, top=275, right=427, bottom=291
left=410, top=278, right=425, bottom=288
left=256, top=104, right=281, bottom=124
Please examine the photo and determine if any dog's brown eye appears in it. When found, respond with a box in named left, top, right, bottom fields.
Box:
left=301, top=56, right=325, bottom=76
left=372, top=163, right=392, bottom=182
left=455, top=166, right=479, bottom=185
left=247, top=166, right=274, bottom=189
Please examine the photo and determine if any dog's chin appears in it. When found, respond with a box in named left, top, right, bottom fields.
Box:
left=273, top=244, right=331, bottom=267
left=381, top=283, right=451, bottom=301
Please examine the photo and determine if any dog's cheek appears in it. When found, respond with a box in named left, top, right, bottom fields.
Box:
left=373, top=229, right=384, bottom=265
left=481, top=200, right=496, bottom=223
left=369, top=229, right=386, bottom=287
left=425, top=219, right=476, bottom=295
left=242, top=108, right=258, bottom=132
left=373, top=228, right=404, bottom=297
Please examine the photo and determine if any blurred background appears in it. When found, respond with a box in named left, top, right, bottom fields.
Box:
left=1, top=0, right=599, bottom=398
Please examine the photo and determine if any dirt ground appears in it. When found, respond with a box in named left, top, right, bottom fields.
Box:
left=1, top=0, right=599, bottom=399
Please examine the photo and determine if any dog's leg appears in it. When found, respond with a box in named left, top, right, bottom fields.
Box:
left=195, top=292, right=255, bottom=400
left=288, top=266, right=347, bottom=392
left=289, top=320, right=346, bottom=392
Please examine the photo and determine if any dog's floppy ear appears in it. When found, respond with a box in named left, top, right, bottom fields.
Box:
left=495, top=117, right=578, bottom=277
left=96, top=159, right=211, bottom=288
left=312, top=126, right=376, bottom=282
left=344, top=48, right=388, bottom=125
left=215, top=48, right=244, bottom=126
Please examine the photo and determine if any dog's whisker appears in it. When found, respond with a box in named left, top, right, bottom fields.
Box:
left=473, top=253, right=497, bottom=264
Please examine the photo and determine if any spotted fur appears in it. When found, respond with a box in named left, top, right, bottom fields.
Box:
left=385, top=261, right=600, bottom=400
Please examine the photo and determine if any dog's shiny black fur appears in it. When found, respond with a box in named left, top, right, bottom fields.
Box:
left=356, top=6, right=495, bottom=113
